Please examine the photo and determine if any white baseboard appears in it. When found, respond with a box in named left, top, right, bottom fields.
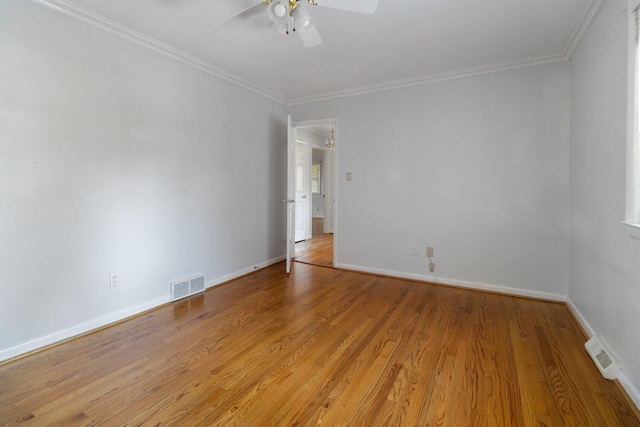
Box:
left=565, top=299, right=596, bottom=336
left=0, top=256, right=286, bottom=364
left=565, top=299, right=640, bottom=411
left=618, top=372, right=640, bottom=411
left=336, top=263, right=566, bottom=302
left=205, top=255, right=285, bottom=289
left=0, top=295, right=170, bottom=363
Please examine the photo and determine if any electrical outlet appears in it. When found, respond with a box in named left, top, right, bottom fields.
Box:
left=411, top=244, right=418, bottom=256
left=427, top=247, right=434, bottom=258
left=110, top=273, right=119, bottom=288
left=429, top=262, right=435, bottom=272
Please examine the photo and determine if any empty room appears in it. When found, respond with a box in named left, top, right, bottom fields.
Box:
left=1, top=0, right=640, bottom=425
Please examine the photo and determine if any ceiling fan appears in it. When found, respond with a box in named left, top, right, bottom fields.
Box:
left=222, top=0, right=379, bottom=48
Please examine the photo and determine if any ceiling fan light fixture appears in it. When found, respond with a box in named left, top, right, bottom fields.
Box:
left=268, top=19, right=289, bottom=35
left=298, top=21, right=321, bottom=46
left=267, top=1, right=288, bottom=21
left=293, top=6, right=312, bottom=30
left=223, top=0, right=377, bottom=47
left=267, top=1, right=293, bottom=34
left=274, top=3, right=287, bottom=18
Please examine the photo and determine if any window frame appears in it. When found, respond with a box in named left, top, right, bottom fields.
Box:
left=624, top=0, right=640, bottom=229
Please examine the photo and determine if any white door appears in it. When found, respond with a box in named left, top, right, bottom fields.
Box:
left=294, top=141, right=307, bottom=242
left=286, top=115, right=295, bottom=273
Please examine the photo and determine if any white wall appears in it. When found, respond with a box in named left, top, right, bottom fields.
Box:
left=292, top=62, right=571, bottom=299
left=0, top=0, right=287, bottom=359
left=569, top=0, right=640, bottom=404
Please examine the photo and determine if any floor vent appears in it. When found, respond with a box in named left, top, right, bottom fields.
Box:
left=585, top=336, right=621, bottom=380
left=171, top=274, right=205, bottom=302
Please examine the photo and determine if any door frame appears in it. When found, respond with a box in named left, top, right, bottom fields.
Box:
left=286, top=115, right=294, bottom=273
left=292, top=117, right=338, bottom=268
left=310, top=145, right=332, bottom=234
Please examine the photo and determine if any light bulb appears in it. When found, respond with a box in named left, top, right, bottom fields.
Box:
left=274, top=3, right=287, bottom=18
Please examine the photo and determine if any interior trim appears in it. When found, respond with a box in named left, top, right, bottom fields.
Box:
left=288, top=54, right=567, bottom=105
left=336, top=262, right=567, bottom=302
left=29, top=0, right=603, bottom=105
left=566, top=299, right=640, bottom=410
left=28, top=0, right=288, bottom=104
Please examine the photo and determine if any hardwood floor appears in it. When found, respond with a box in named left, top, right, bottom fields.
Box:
left=295, top=218, right=333, bottom=268
left=1, top=262, right=639, bottom=426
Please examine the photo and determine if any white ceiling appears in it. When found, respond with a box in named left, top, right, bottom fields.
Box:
left=34, top=0, right=602, bottom=104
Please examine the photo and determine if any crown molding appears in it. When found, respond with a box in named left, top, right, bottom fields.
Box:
left=288, top=0, right=603, bottom=105
left=287, top=53, right=568, bottom=105
left=30, top=0, right=602, bottom=106
left=29, top=0, right=288, bottom=105
left=563, top=0, right=605, bottom=58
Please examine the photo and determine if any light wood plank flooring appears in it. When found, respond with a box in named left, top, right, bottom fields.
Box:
left=1, top=263, right=638, bottom=426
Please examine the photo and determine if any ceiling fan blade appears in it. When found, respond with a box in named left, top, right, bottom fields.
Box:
left=298, top=23, right=322, bottom=47
left=222, top=3, right=265, bottom=30
left=314, top=0, right=378, bottom=15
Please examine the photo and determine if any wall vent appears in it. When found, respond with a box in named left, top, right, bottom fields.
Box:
left=585, top=336, right=621, bottom=380
left=171, top=274, right=205, bottom=302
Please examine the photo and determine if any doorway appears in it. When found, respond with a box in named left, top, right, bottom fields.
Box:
left=294, top=141, right=308, bottom=243
left=292, top=120, right=336, bottom=268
